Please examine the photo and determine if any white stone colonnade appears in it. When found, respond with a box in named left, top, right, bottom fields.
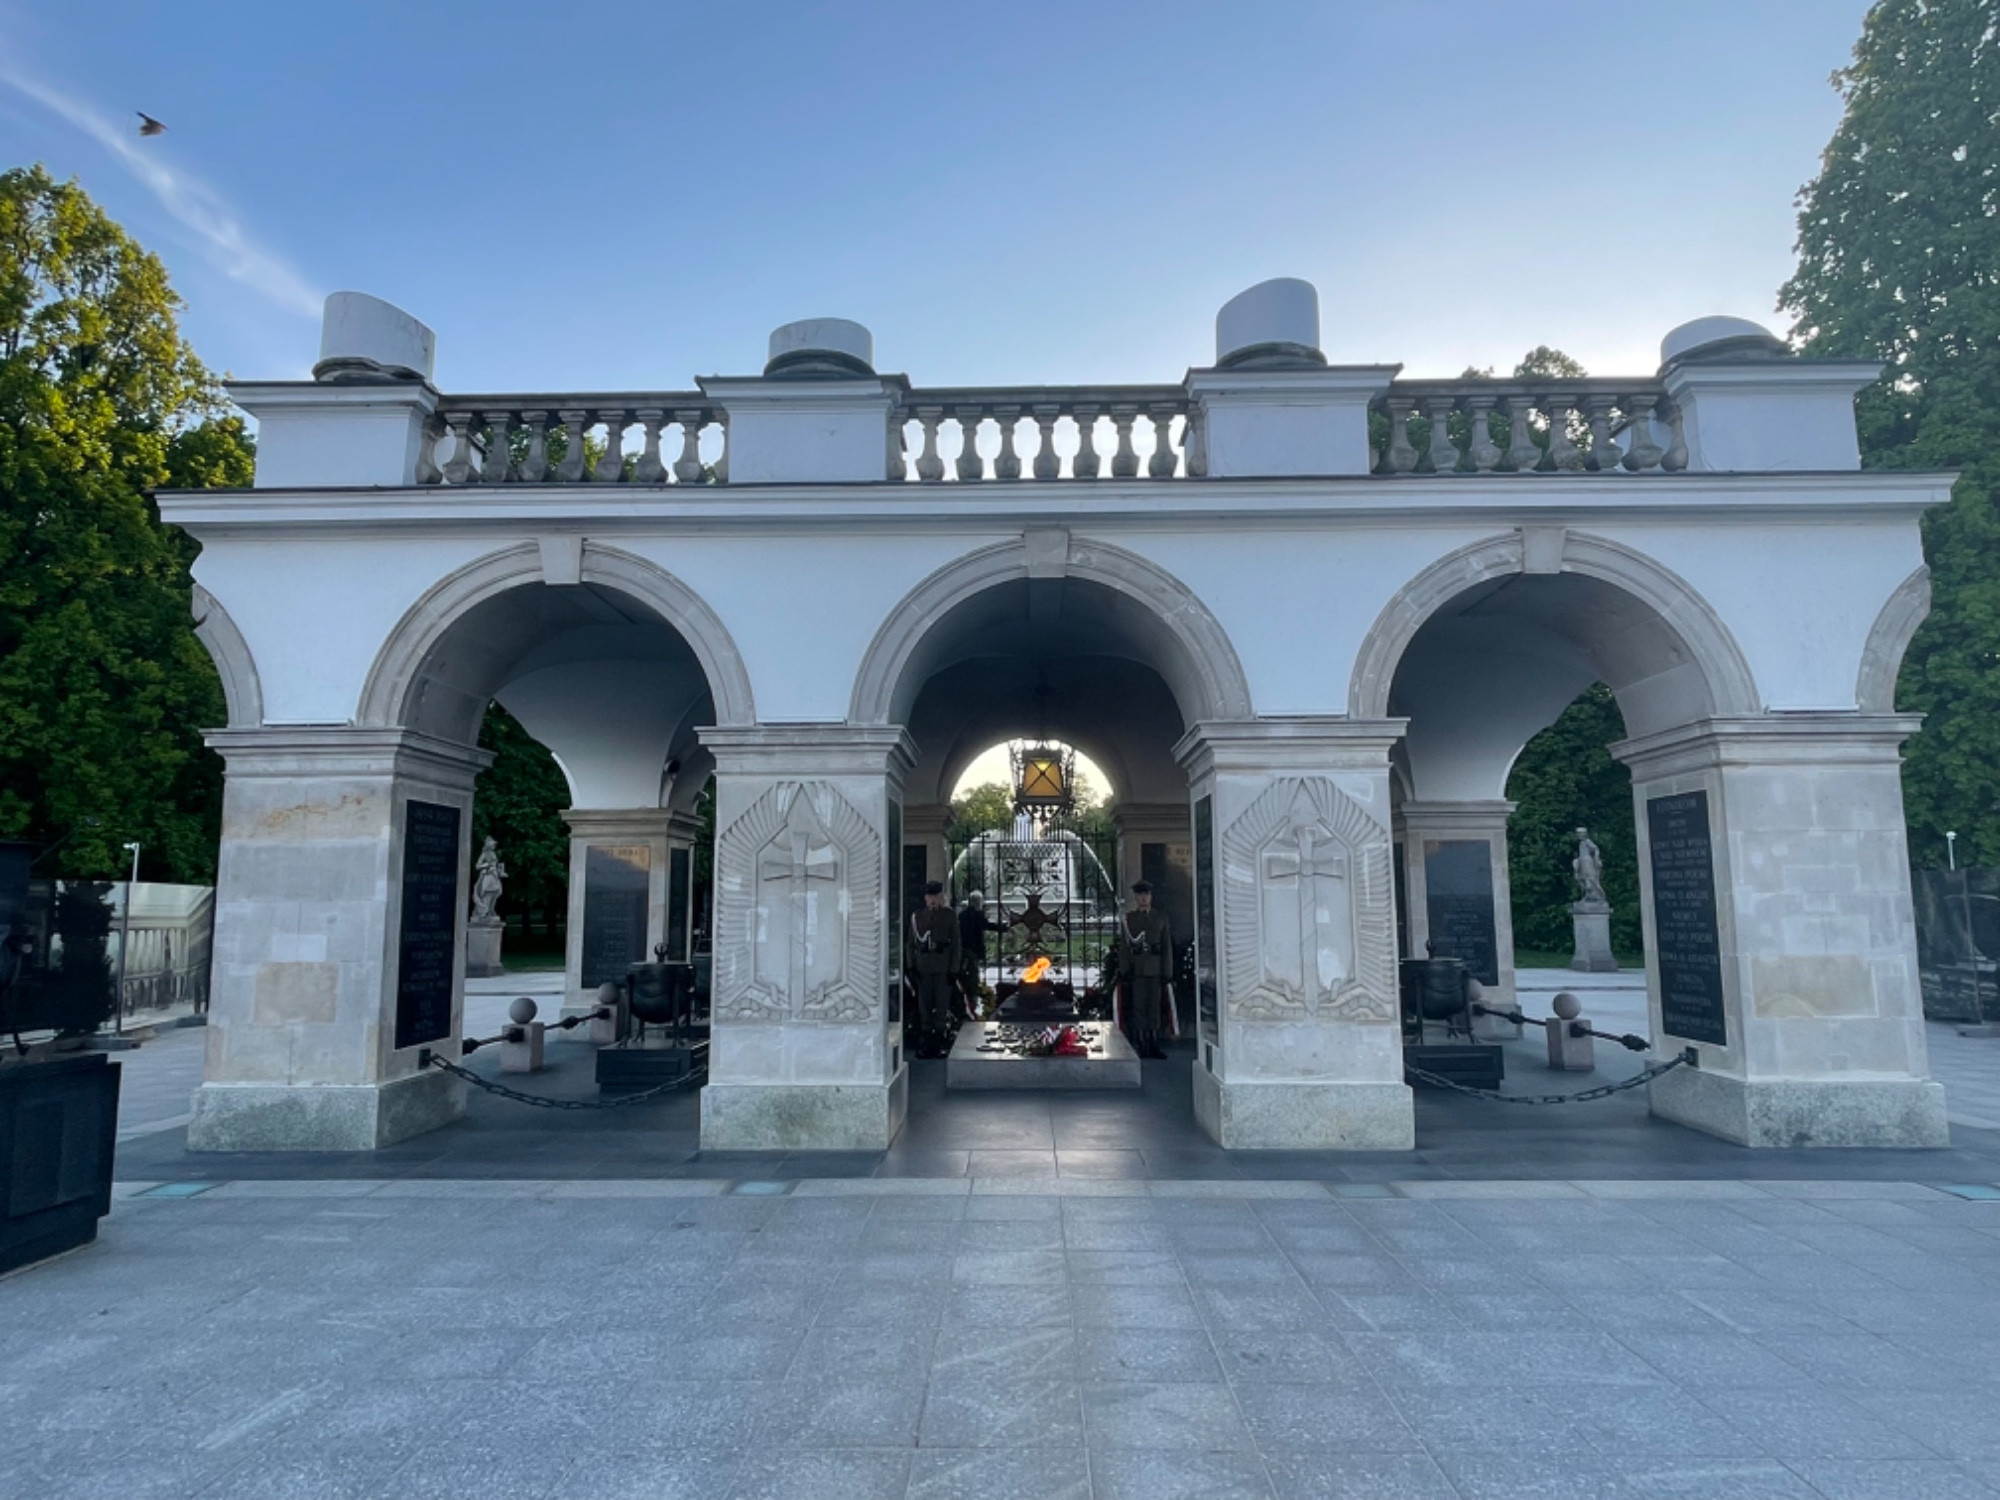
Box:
left=165, top=285, right=1952, bottom=1154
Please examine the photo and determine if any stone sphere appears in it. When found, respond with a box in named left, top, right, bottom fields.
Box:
left=1659, top=315, right=1784, bottom=367
left=314, top=291, right=435, bottom=382
left=765, top=317, right=875, bottom=377
left=1552, top=992, right=1583, bottom=1021
left=1216, top=278, right=1325, bottom=369
left=508, top=996, right=538, bottom=1025
left=1466, top=979, right=1485, bottom=1005
left=597, top=981, right=622, bottom=1005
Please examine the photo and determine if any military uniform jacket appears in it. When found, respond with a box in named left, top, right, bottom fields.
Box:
left=1119, top=909, right=1173, bottom=980
left=910, top=907, right=962, bottom=974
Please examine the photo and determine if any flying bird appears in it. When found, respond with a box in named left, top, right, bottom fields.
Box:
left=136, top=112, right=167, bottom=137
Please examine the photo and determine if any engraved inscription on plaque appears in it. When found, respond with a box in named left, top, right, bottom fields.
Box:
left=1424, top=839, right=1498, bottom=987
left=1194, top=795, right=1218, bottom=1042
left=581, top=843, right=651, bottom=989
left=666, top=846, right=692, bottom=962
left=395, top=800, right=460, bottom=1050
left=1648, top=790, right=1727, bottom=1046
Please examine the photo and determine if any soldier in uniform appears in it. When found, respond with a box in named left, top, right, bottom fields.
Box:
left=956, top=891, right=1001, bottom=1018
left=909, top=880, right=961, bottom=1058
left=1117, top=881, right=1173, bottom=1060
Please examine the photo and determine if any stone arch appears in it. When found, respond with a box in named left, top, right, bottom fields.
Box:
left=190, top=581, right=264, bottom=729
left=357, top=540, right=756, bottom=733
left=849, top=534, right=1254, bottom=726
left=1347, top=529, right=1761, bottom=722
left=1856, top=565, right=1931, bottom=714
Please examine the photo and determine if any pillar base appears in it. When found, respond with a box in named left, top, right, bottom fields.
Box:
left=1193, top=1067, right=1414, bottom=1150
left=1650, top=1067, right=1949, bottom=1149
left=699, top=1070, right=908, bottom=1151
left=187, top=1069, right=465, bottom=1152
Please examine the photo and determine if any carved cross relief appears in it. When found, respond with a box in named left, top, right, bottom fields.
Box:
left=1221, top=777, right=1395, bottom=1023
left=714, top=780, right=881, bottom=1023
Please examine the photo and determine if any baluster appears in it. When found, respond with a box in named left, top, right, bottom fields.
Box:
left=478, top=411, right=514, bottom=482
left=1659, top=397, right=1688, bottom=473
left=915, top=406, right=945, bottom=482
left=593, top=411, right=629, bottom=482
left=1465, top=396, right=1501, bottom=473
left=517, top=411, right=550, bottom=482
left=1423, top=397, right=1460, bottom=473
left=633, top=409, right=667, bottom=482
left=441, top=410, right=480, bottom=484
left=1110, top=404, right=1139, bottom=478
left=1384, top=398, right=1418, bottom=473
left=673, top=411, right=705, bottom=483
left=712, top=415, right=728, bottom=484
left=955, top=407, right=984, bottom=481
left=1621, top=393, right=1665, bottom=472
left=1072, top=406, right=1101, bottom=479
left=1544, top=397, right=1583, bottom=471
left=1184, top=405, right=1208, bottom=477
left=1582, top=395, right=1621, bottom=472
left=992, top=405, right=1022, bottom=480
left=1148, top=405, right=1179, bottom=478
left=1031, top=404, right=1061, bottom=480
left=555, top=410, right=590, bottom=483
left=1502, top=395, right=1540, bottom=473
left=887, top=413, right=907, bottom=482
left=414, top=416, right=444, bottom=484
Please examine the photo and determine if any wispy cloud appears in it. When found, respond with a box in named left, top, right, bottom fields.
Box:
left=0, top=63, right=322, bottom=320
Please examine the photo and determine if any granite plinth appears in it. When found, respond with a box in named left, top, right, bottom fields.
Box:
left=946, top=1022, right=1141, bottom=1090
left=464, top=920, right=504, bottom=978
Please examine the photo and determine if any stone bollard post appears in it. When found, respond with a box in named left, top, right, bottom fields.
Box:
left=499, top=997, right=546, bottom=1074
left=1546, top=992, right=1594, bottom=1072
left=587, top=980, right=627, bottom=1047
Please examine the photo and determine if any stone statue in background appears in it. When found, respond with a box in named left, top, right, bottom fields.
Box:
left=470, top=837, right=507, bottom=924
left=1572, top=828, right=1607, bottom=906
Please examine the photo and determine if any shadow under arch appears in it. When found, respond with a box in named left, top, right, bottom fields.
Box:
left=848, top=535, right=1254, bottom=727
left=357, top=541, right=756, bottom=739
left=1347, top=529, right=1762, bottom=728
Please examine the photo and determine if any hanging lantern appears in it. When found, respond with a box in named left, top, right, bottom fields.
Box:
left=1011, top=740, right=1075, bottom=817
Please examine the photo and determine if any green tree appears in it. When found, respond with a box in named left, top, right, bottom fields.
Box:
left=1779, top=0, right=2000, bottom=868
left=1505, top=684, right=1643, bottom=958
left=468, top=703, right=572, bottom=929
left=947, top=781, right=1014, bottom=842
left=0, top=165, right=252, bottom=882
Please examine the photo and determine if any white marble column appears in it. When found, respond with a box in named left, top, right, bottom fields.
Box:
left=696, top=726, right=914, bottom=1150
left=560, top=809, right=672, bottom=1017
left=189, top=729, right=488, bottom=1151
left=1396, top=800, right=1519, bottom=1038
left=1614, top=714, right=1948, bottom=1147
left=1177, top=719, right=1414, bottom=1149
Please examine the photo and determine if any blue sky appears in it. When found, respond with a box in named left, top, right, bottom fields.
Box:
left=2, top=1, right=1870, bottom=392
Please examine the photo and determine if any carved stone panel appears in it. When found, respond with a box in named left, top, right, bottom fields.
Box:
left=714, top=781, right=882, bottom=1023
left=1220, top=778, right=1395, bottom=1023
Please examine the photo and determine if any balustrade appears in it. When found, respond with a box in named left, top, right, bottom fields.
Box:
left=417, top=396, right=728, bottom=485
left=1369, top=380, right=1685, bottom=476
left=896, top=388, right=1198, bottom=482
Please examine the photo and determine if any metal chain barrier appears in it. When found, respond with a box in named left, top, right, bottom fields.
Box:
left=1405, top=1048, right=1695, bottom=1105
left=417, top=1047, right=704, bottom=1109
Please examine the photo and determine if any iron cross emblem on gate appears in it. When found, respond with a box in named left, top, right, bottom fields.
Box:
left=758, top=824, right=841, bottom=1007
left=1261, top=820, right=1349, bottom=1012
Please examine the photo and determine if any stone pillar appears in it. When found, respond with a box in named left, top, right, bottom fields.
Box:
left=1176, top=720, right=1414, bottom=1150
left=696, top=726, right=914, bottom=1150
left=560, top=809, right=672, bottom=1018
left=1614, top=714, right=1949, bottom=1147
left=904, top=805, right=950, bottom=891
left=1396, top=801, right=1518, bottom=1038
left=664, top=809, right=704, bottom=962
left=189, top=729, right=489, bottom=1151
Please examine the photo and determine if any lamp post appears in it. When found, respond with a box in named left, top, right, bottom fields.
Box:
left=1947, top=830, right=1957, bottom=871
left=114, top=841, right=139, bottom=1036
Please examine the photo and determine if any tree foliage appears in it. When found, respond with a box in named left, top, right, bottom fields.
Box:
left=0, top=166, right=252, bottom=882
left=469, top=703, right=572, bottom=920
left=1780, top=0, right=2000, bottom=867
left=1505, top=684, right=1643, bottom=957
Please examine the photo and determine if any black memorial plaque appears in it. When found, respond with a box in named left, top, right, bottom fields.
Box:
left=666, top=846, right=692, bottom=962
left=394, top=800, right=460, bottom=1051
left=1424, top=839, right=1498, bottom=986
left=1194, top=795, right=1218, bottom=1042
left=1648, top=790, right=1728, bottom=1046
left=580, top=844, right=650, bottom=989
